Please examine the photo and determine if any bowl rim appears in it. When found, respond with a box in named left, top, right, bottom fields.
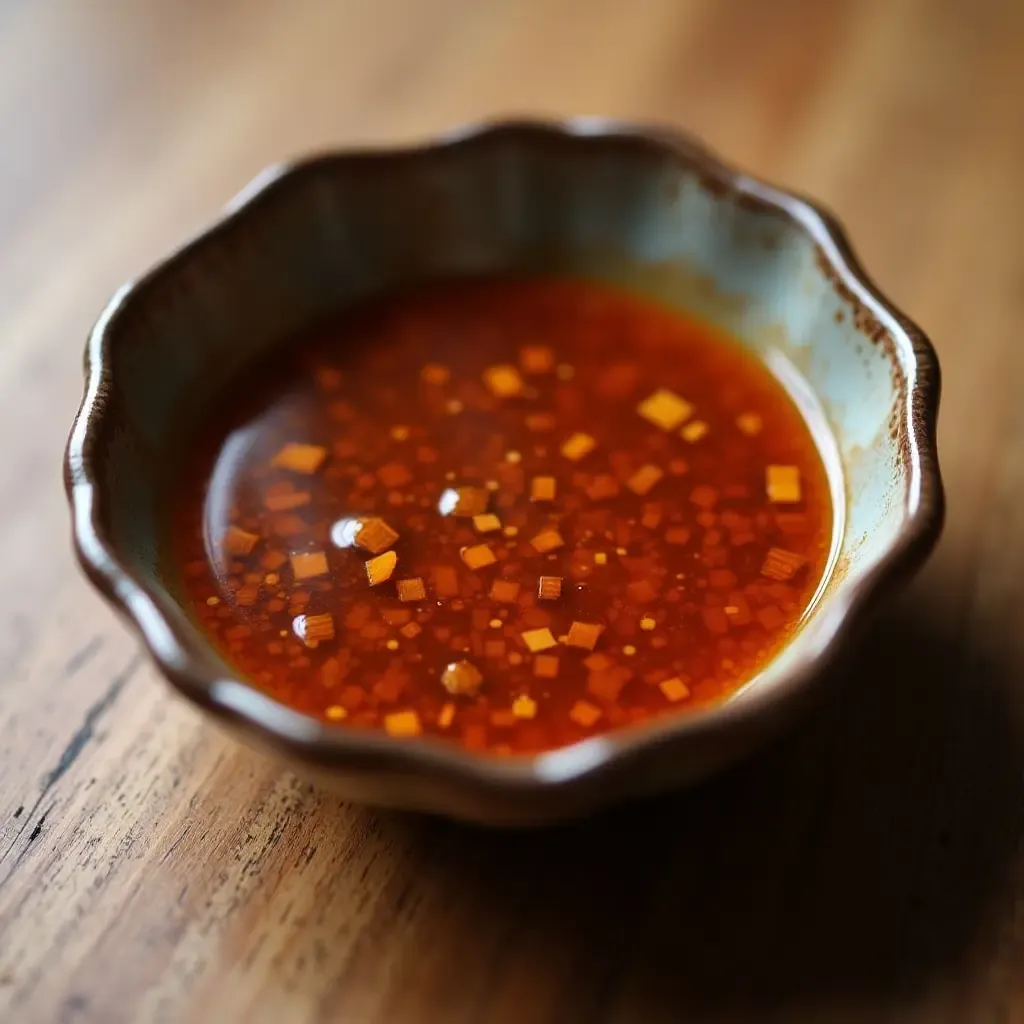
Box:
left=64, top=117, right=944, bottom=792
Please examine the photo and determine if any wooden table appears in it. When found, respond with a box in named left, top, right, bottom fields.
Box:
left=2, top=1, right=1022, bottom=1020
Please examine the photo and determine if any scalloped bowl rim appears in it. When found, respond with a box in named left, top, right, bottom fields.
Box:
left=65, top=118, right=944, bottom=792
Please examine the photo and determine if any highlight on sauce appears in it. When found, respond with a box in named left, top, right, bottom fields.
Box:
left=173, top=278, right=834, bottom=755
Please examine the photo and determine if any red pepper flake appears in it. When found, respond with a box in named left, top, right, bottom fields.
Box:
left=587, top=664, right=633, bottom=702
left=568, top=700, right=602, bottom=727
left=431, top=564, right=461, bottom=598
left=533, top=654, right=560, bottom=678
left=761, top=547, right=806, bottom=581
left=626, top=464, right=664, bottom=496
left=530, top=529, right=564, bottom=554
left=397, top=577, right=427, bottom=602
left=271, top=443, right=328, bottom=474
left=483, top=364, right=525, bottom=398
left=224, top=525, right=260, bottom=557
left=530, top=476, right=557, bottom=502
left=585, top=475, right=620, bottom=501
left=489, top=578, right=521, bottom=603
left=690, top=485, right=719, bottom=508
left=565, top=621, right=604, bottom=650
left=461, top=544, right=497, bottom=570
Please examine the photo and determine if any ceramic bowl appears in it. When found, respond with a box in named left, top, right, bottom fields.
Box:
left=65, top=119, right=943, bottom=825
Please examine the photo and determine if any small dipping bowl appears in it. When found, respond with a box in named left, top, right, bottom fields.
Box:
left=65, top=119, right=943, bottom=825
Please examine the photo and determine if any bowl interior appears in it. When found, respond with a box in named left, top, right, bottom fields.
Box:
left=86, top=126, right=917, bottom=715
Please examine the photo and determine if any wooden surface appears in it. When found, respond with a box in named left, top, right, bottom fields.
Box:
left=2, top=0, right=1023, bottom=1020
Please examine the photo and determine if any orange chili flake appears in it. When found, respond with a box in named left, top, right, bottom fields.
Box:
left=224, top=525, right=260, bottom=557
left=568, top=700, right=602, bottom=728
left=766, top=465, right=802, bottom=503
left=761, top=547, right=806, bottom=581
left=737, top=412, right=763, bottom=436
left=637, top=389, right=693, bottom=431
left=290, top=550, right=329, bottom=580
left=583, top=652, right=614, bottom=672
left=483, top=364, right=525, bottom=398
left=626, top=464, right=664, bottom=496
left=640, top=503, right=663, bottom=529
left=365, top=550, right=398, bottom=586
left=512, top=695, right=538, bottom=719
left=681, top=420, right=709, bottom=443
left=355, top=517, right=400, bottom=554
left=586, top=475, right=620, bottom=501
left=530, top=476, right=557, bottom=502
left=293, top=612, right=335, bottom=648
left=437, top=702, right=456, bottom=728
left=490, top=578, right=521, bottom=603
left=473, top=513, right=502, bottom=534
left=432, top=565, right=460, bottom=598
left=560, top=432, right=596, bottom=461
left=397, top=577, right=427, bottom=602
left=264, top=489, right=312, bottom=512
left=384, top=710, right=422, bottom=737
left=534, top=654, right=560, bottom=678
left=565, top=621, right=604, bottom=650
left=530, top=528, right=564, bottom=554
left=439, top=486, right=490, bottom=517
left=538, top=576, right=562, bottom=601
left=520, top=344, right=555, bottom=374
left=660, top=677, right=691, bottom=702
left=521, top=628, right=557, bottom=653
left=271, top=443, right=328, bottom=474
left=461, top=544, right=497, bottom=570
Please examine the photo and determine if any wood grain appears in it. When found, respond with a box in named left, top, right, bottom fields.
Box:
left=2, top=0, right=1022, bottom=1020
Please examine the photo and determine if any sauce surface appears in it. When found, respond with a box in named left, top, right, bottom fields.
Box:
left=174, top=278, right=834, bottom=755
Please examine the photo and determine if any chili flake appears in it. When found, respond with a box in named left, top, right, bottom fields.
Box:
left=290, top=550, right=329, bottom=580
left=561, top=432, right=596, bottom=461
left=461, top=544, right=497, bottom=570
left=566, top=621, right=604, bottom=651
left=637, top=389, right=693, bottom=431
left=271, top=442, right=327, bottom=474
left=522, top=628, right=558, bottom=653
left=224, top=526, right=260, bottom=557
left=397, top=577, right=427, bottom=602
left=365, top=550, right=398, bottom=586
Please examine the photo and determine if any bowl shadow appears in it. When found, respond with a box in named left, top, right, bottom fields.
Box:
left=256, top=578, right=1020, bottom=1022
left=391, top=582, right=1019, bottom=1020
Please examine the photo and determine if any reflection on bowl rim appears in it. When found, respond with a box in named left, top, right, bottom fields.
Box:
left=64, top=117, right=944, bottom=795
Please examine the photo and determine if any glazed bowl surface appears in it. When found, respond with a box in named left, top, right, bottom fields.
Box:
left=65, top=119, right=942, bottom=825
